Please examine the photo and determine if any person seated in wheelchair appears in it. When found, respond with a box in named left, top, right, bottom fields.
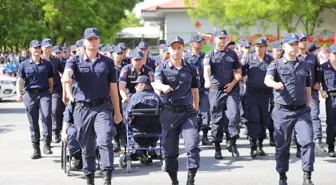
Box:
left=61, top=102, right=83, bottom=171
left=126, top=76, right=161, bottom=164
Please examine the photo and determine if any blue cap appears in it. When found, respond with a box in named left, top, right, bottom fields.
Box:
left=131, top=50, right=144, bottom=60
left=113, top=46, right=123, bottom=53
left=214, top=29, right=228, bottom=38
left=131, top=76, right=151, bottom=85
left=41, top=38, right=53, bottom=47
left=254, top=37, right=268, bottom=46
left=168, top=36, right=184, bottom=46
left=62, top=47, right=68, bottom=54
left=70, top=45, right=76, bottom=52
left=105, top=45, right=113, bottom=53
left=241, top=40, right=251, bottom=48
left=307, top=42, right=320, bottom=53
left=329, top=44, right=336, bottom=53
left=84, top=27, right=100, bottom=39
left=138, top=42, right=148, bottom=49
left=118, top=43, right=128, bottom=50
left=76, top=39, right=84, bottom=47
left=272, top=40, right=282, bottom=50
left=190, top=34, right=204, bottom=43
left=30, top=40, right=41, bottom=47
left=297, top=33, right=308, bottom=40
left=282, top=33, right=300, bottom=44
left=52, top=46, right=63, bottom=53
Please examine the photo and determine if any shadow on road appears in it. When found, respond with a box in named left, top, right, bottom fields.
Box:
left=0, top=124, right=15, bottom=134
left=0, top=108, right=26, bottom=114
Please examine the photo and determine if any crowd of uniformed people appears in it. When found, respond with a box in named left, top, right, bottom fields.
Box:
left=14, top=26, right=336, bottom=185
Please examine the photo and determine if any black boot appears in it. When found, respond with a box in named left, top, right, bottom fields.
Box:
left=31, top=143, right=41, bottom=159
left=279, top=173, right=288, bottom=185
left=43, top=138, right=53, bottom=154
left=250, top=139, right=258, bottom=158
left=302, top=171, right=314, bottom=185
left=258, top=139, right=266, bottom=156
left=228, top=138, right=239, bottom=157
left=186, top=169, right=197, bottom=185
left=53, top=131, right=61, bottom=143
left=103, top=170, right=112, bottom=185
left=113, top=139, right=121, bottom=152
left=214, top=143, right=223, bottom=159
left=86, top=174, right=95, bottom=185
left=201, top=130, right=212, bottom=145
left=269, top=129, right=275, bottom=146
left=328, top=144, right=336, bottom=158
left=168, top=171, right=179, bottom=185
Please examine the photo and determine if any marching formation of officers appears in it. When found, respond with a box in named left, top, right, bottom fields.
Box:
left=15, top=26, right=336, bottom=185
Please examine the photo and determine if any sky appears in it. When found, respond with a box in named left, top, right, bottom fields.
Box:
left=133, top=0, right=170, bottom=18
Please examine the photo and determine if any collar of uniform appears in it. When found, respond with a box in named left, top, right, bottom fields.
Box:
left=282, top=57, right=300, bottom=64
left=29, top=58, right=43, bottom=64
left=167, top=59, right=187, bottom=68
left=297, top=51, right=309, bottom=57
left=253, top=53, right=269, bottom=61
left=214, top=48, right=227, bottom=54
left=83, top=52, right=101, bottom=61
left=131, top=65, right=145, bottom=73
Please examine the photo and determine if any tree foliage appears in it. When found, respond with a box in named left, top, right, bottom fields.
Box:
left=185, top=0, right=336, bottom=35
left=0, top=0, right=139, bottom=51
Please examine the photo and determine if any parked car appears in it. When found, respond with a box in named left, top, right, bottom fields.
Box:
left=0, top=73, right=16, bottom=101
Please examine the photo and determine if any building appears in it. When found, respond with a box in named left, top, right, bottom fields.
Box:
left=141, top=0, right=336, bottom=44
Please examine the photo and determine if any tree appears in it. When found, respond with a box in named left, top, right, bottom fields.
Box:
left=119, top=12, right=144, bottom=28
left=185, top=0, right=336, bottom=35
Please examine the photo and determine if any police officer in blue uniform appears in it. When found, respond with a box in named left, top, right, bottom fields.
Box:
left=184, top=34, right=212, bottom=146
left=203, top=29, right=242, bottom=159
left=16, top=39, right=54, bottom=159
left=117, top=42, right=131, bottom=67
left=41, top=38, right=65, bottom=144
left=264, top=33, right=315, bottom=185
left=272, top=41, right=283, bottom=60
left=155, top=44, right=170, bottom=66
left=242, top=37, right=274, bottom=158
left=154, top=36, right=200, bottom=185
left=119, top=50, right=154, bottom=104
left=138, top=41, right=156, bottom=70
left=126, top=76, right=161, bottom=163
left=307, top=42, right=321, bottom=55
left=62, top=27, right=122, bottom=185
left=320, top=44, right=336, bottom=158
left=76, top=39, right=85, bottom=55
left=297, top=33, right=326, bottom=154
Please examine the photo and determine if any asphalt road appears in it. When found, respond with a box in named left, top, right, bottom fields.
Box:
left=0, top=98, right=335, bottom=185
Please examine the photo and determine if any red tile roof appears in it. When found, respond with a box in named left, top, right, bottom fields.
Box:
left=141, top=0, right=188, bottom=12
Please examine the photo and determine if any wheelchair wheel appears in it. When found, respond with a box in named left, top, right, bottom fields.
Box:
left=61, top=142, right=65, bottom=170
left=96, top=151, right=102, bottom=175
left=119, top=154, right=127, bottom=168
left=126, top=156, right=132, bottom=173
left=63, top=143, right=68, bottom=174
left=161, top=160, right=166, bottom=172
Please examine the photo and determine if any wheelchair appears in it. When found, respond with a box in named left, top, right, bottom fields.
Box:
left=61, top=141, right=102, bottom=176
left=118, top=103, right=166, bottom=173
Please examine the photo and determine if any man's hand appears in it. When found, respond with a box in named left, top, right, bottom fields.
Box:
left=204, top=80, right=212, bottom=89
left=273, top=82, right=284, bottom=90
left=162, top=85, right=173, bottom=94
left=61, top=129, right=68, bottom=144
left=62, top=95, right=69, bottom=105
left=224, top=82, right=234, bottom=93
left=234, top=73, right=242, bottom=81
left=61, top=72, right=72, bottom=84
left=114, top=111, right=123, bottom=124
left=16, top=94, right=23, bottom=102
left=313, top=83, right=320, bottom=91
left=321, top=91, right=328, bottom=98
left=122, top=97, right=129, bottom=104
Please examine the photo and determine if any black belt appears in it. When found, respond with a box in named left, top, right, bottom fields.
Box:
left=328, top=91, right=336, bottom=96
left=210, top=85, right=225, bottom=90
left=162, top=104, right=193, bottom=112
left=26, top=89, right=47, bottom=94
left=275, top=103, right=306, bottom=111
left=75, top=99, right=107, bottom=107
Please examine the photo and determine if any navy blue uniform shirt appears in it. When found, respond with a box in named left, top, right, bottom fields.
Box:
left=321, top=61, right=336, bottom=92
left=266, top=57, right=311, bottom=106
left=184, top=51, right=206, bottom=92
left=242, top=53, right=274, bottom=92
left=154, top=59, right=200, bottom=105
left=18, top=58, right=54, bottom=90
left=119, top=64, right=154, bottom=94
left=65, top=53, right=117, bottom=101
left=42, top=55, right=64, bottom=88
left=203, top=48, right=241, bottom=87
left=145, top=57, right=156, bottom=71
left=126, top=89, right=161, bottom=112
left=297, top=51, right=321, bottom=86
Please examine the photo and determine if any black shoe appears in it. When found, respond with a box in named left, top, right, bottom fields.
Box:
left=103, top=170, right=112, bottom=185
left=279, top=173, right=288, bottom=185
left=315, top=139, right=326, bottom=154
left=269, top=137, right=276, bottom=147
left=258, top=140, right=266, bottom=156
left=43, top=142, right=53, bottom=154
left=328, top=151, right=336, bottom=158
left=214, top=143, right=223, bottom=159
left=228, top=139, right=239, bottom=157
left=201, top=136, right=212, bottom=146
left=31, top=143, right=41, bottom=159
left=53, top=132, right=61, bottom=144
left=70, top=158, right=83, bottom=171
left=113, top=140, right=121, bottom=152
left=296, top=149, right=301, bottom=158
left=250, top=140, right=258, bottom=158
left=86, top=174, right=95, bottom=185
left=302, top=171, right=314, bottom=185
left=168, top=172, right=179, bottom=185
left=186, top=169, right=196, bottom=185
